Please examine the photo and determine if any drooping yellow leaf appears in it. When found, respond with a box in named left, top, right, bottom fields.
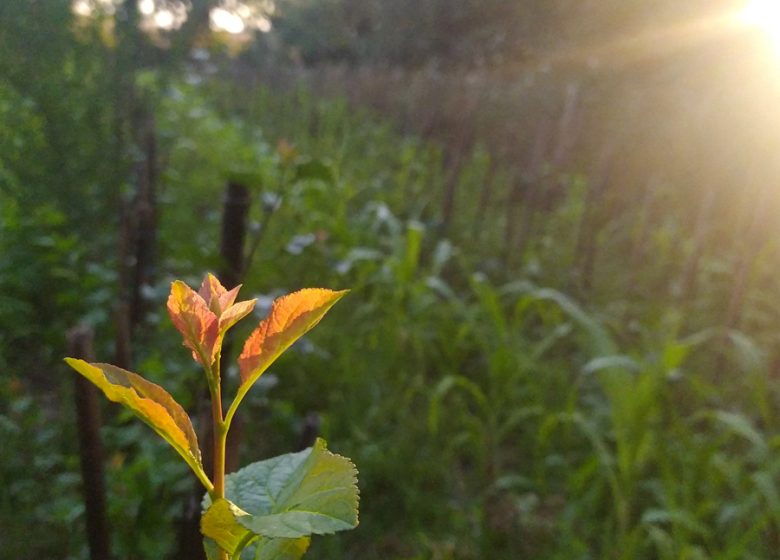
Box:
left=167, top=280, right=220, bottom=366
left=237, top=289, right=348, bottom=387
left=64, top=358, right=212, bottom=492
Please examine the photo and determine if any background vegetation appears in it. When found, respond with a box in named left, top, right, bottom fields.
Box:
left=3, top=0, right=780, bottom=558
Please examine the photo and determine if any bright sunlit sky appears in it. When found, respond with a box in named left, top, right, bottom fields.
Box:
left=69, top=0, right=780, bottom=58
left=740, top=0, right=780, bottom=55
left=72, top=0, right=273, bottom=35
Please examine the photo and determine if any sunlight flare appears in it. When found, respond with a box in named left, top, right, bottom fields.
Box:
left=211, top=8, right=246, bottom=34
left=740, top=0, right=780, bottom=55
left=154, top=9, right=175, bottom=30
left=138, top=0, right=155, bottom=16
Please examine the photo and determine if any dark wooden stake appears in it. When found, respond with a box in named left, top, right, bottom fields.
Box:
left=67, top=325, right=111, bottom=560
left=130, top=112, right=158, bottom=328
left=219, top=182, right=251, bottom=291
left=113, top=302, right=133, bottom=370
left=175, top=182, right=251, bottom=560
left=218, top=182, right=251, bottom=474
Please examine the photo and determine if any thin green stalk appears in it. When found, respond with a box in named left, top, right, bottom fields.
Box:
left=208, top=353, right=230, bottom=560
left=223, top=383, right=246, bottom=433
left=214, top=422, right=229, bottom=560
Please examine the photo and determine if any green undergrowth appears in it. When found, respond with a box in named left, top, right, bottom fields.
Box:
left=3, top=73, right=780, bottom=559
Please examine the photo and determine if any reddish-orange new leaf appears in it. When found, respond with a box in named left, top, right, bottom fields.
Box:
left=238, top=289, right=348, bottom=387
left=168, top=280, right=220, bottom=366
left=167, top=274, right=256, bottom=367
left=199, top=273, right=241, bottom=316
left=199, top=273, right=257, bottom=335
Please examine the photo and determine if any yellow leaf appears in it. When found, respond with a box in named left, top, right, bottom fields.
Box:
left=201, top=499, right=255, bottom=556
left=64, top=358, right=212, bottom=492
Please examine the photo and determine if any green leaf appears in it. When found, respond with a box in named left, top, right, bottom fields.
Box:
left=202, top=439, right=358, bottom=555
left=204, top=538, right=219, bottom=560
left=254, top=536, right=310, bottom=560
left=64, top=358, right=212, bottom=492
left=202, top=515, right=310, bottom=560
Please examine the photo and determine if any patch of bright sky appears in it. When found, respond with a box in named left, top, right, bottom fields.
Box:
left=139, top=0, right=155, bottom=16
left=154, top=9, right=175, bottom=30
left=211, top=8, right=246, bottom=34
left=210, top=0, right=274, bottom=34
left=72, top=0, right=119, bottom=17
left=740, top=0, right=780, bottom=55
left=72, top=0, right=273, bottom=34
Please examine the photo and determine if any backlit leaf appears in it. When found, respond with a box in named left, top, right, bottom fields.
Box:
left=200, top=273, right=241, bottom=316
left=167, top=280, right=220, bottom=366
left=64, top=358, right=211, bottom=491
left=238, top=289, right=347, bottom=387
left=219, top=299, right=256, bottom=334
left=202, top=439, right=358, bottom=555
left=168, top=275, right=256, bottom=368
left=253, top=537, right=310, bottom=560
left=202, top=500, right=312, bottom=559
left=201, top=499, right=256, bottom=556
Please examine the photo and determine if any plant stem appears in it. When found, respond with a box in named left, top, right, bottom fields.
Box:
left=214, top=422, right=229, bottom=560
left=213, top=399, right=226, bottom=498
left=209, top=355, right=230, bottom=560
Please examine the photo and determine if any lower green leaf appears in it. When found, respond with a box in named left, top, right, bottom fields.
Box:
left=254, top=536, right=310, bottom=560
left=201, top=438, right=358, bottom=557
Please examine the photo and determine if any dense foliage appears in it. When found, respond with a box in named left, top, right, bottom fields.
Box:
left=3, top=1, right=780, bottom=559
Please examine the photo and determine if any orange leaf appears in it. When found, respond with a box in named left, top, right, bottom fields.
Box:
left=64, top=358, right=212, bottom=491
left=219, top=299, right=256, bottom=334
left=167, top=280, right=219, bottom=366
left=199, top=273, right=241, bottom=316
left=197, top=273, right=257, bottom=335
left=238, top=289, right=347, bottom=387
